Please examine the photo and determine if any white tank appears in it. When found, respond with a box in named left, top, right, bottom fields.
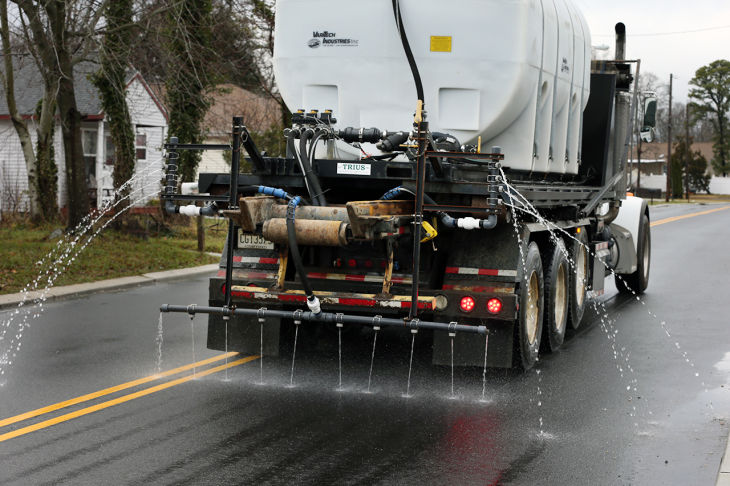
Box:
left=273, top=0, right=591, bottom=174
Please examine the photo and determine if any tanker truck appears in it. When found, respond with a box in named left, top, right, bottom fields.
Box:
left=160, top=0, right=652, bottom=370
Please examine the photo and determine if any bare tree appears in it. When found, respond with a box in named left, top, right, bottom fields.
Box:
left=11, top=0, right=108, bottom=229
left=0, top=0, right=58, bottom=219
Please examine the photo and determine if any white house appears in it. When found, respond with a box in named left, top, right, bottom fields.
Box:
left=0, top=57, right=168, bottom=213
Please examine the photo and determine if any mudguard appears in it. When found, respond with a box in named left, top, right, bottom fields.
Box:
left=609, top=196, right=648, bottom=273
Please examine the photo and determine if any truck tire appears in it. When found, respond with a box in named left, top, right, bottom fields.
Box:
left=567, top=230, right=588, bottom=331
left=515, top=242, right=544, bottom=370
left=615, top=213, right=650, bottom=294
left=542, top=240, right=568, bottom=352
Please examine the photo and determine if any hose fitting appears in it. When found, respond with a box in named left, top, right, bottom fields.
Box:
left=258, top=185, right=291, bottom=200
left=307, top=295, right=322, bottom=315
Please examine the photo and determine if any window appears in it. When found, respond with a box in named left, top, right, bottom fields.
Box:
left=136, top=133, right=147, bottom=160
left=104, top=135, right=115, bottom=166
left=82, top=129, right=98, bottom=157
left=81, top=129, right=97, bottom=187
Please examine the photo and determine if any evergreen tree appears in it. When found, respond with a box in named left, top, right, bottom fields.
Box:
left=93, top=0, right=136, bottom=213
left=164, top=0, right=216, bottom=184
left=689, top=60, right=730, bottom=177
left=671, top=136, right=711, bottom=195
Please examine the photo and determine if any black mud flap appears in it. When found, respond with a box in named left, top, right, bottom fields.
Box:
left=208, top=314, right=281, bottom=357
left=432, top=321, right=514, bottom=368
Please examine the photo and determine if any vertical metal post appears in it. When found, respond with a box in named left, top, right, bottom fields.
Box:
left=637, top=118, right=642, bottom=194
left=224, top=117, right=243, bottom=308
left=666, top=73, right=673, bottom=202
left=685, top=103, right=691, bottom=201
left=629, top=59, right=641, bottom=191
left=409, top=115, right=428, bottom=319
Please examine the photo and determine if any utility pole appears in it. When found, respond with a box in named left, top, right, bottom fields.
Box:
left=637, top=114, right=642, bottom=194
left=685, top=103, right=690, bottom=201
left=665, top=73, right=673, bottom=202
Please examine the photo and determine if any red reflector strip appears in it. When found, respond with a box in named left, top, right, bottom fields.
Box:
left=399, top=300, right=433, bottom=310
left=230, top=290, right=254, bottom=298
left=233, top=256, right=280, bottom=265
left=339, top=298, right=377, bottom=307
left=444, top=267, right=517, bottom=277
left=278, top=294, right=308, bottom=303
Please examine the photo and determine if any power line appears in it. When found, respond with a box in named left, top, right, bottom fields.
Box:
left=593, top=24, right=730, bottom=37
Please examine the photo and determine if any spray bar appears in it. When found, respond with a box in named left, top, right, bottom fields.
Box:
left=159, top=304, right=486, bottom=335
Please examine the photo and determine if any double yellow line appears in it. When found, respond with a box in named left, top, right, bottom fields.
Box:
left=0, top=352, right=258, bottom=443
left=651, top=205, right=730, bottom=227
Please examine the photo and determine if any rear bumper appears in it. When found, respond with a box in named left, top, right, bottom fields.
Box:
left=209, top=277, right=517, bottom=321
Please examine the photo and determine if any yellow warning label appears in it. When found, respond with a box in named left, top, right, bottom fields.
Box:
left=430, top=36, right=452, bottom=53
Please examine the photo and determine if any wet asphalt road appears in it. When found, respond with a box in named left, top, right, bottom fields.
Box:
left=1, top=203, right=730, bottom=485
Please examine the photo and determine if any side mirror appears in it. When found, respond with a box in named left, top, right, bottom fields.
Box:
left=640, top=92, right=657, bottom=142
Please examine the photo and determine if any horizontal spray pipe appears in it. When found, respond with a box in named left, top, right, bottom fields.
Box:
left=159, top=304, right=487, bottom=335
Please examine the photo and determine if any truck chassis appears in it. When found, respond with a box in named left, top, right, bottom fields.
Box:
left=160, top=55, right=650, bottom=370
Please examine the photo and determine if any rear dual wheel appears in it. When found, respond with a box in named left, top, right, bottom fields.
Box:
left=568, top=229, right=589, bottom=331
left=542, top=240, right=569, bottom=353
left=515, top=242, right=544, bottom=370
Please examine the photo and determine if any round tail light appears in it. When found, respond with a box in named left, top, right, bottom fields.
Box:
left=460, top=296, right=476, bottom=313
left=487, top=298, right=502, bottom=314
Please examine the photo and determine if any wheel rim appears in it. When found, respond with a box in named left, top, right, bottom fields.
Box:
left=575, top=244, right=587, bottom=307
left=526, top=271, right=539, bottom=345
left=554, top=262, right=568, bottom=332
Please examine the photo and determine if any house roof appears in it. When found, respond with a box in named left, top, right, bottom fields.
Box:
left=204, top=84, right=281, bottom=139
left=0, top=54, right=162, bottom=119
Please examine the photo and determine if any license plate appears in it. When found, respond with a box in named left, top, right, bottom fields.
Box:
left=238, top=233, right=275, bottom=250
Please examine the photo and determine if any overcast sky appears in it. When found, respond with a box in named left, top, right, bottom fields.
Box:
left=574, top=0, right=730, bottom=102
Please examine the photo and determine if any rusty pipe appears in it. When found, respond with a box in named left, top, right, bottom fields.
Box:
left=263, top=218, right=348, bottom=246
left=270, top=204, right=350, bottom=222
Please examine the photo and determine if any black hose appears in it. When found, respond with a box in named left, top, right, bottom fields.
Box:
left=286, top=129, right=299, bottom=159
left=298, top=129, right=327, bottom=206
left=308, top=131, right=325, bottom=162
left=392, top=0, right=424, bottom=105
left=377, top=131, right=409, bottom=152
left=286, top=197, right=315, bottom=297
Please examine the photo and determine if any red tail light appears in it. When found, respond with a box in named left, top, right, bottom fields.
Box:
left=487, top=298, right=502, bottom=314
left=347, top=259, right=357, bottom=268
left=460, top=296, right=476, bottom=313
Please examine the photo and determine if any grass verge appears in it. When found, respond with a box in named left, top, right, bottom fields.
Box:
left=0, top=217, right=227, bottom=295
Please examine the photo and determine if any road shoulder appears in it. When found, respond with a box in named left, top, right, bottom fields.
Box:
left=0, top=264, right=219, bottom=309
